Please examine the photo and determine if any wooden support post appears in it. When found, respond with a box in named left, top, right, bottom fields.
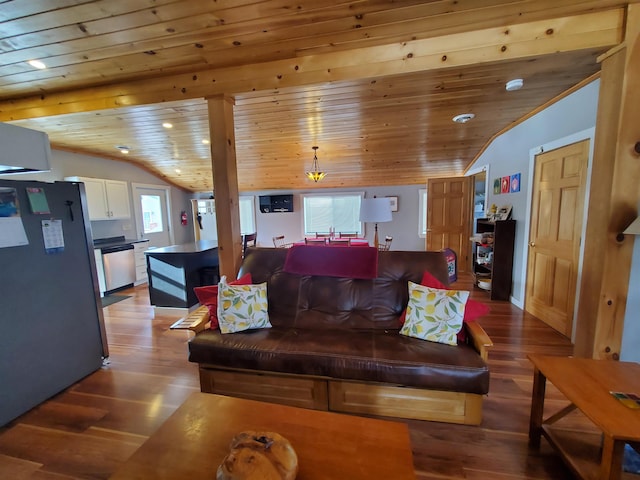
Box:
left=207, top=94, right=243, bottom=279
left=574, top=5, right=640, bottom=359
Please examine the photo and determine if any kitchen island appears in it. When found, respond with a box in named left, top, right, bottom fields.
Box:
left=145, top=240, right=218, bottom=309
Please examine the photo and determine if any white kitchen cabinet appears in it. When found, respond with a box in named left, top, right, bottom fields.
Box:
left=65, top=176, right=131, bottom=220
left=133, top=240, right=150, bottom=285
left=104, top=180, right=130, bottom=219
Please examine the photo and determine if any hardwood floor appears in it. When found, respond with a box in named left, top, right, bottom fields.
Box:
left=0, top=274, right=583, bottom=479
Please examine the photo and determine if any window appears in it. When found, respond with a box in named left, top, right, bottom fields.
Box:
left=419, top=188, right=427, bottom=238
left=239, top=196, right=256, bottom=235
left=196, top=200, right=214, bottom=215
left=141, top=194, right=163, bottom=234
left=302, top=192, right=364, bottom=236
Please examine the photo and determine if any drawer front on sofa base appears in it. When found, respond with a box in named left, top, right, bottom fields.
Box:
left=199, top=367, right=329, bottom=411
left=328, top=380, right=483, bottom=425
left=198, top=366, right=484, bottom=425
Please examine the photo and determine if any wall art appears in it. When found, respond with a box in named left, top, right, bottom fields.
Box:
left=501, top=176, right=510, bottom=194
left=510, top=173, right=521, bottom=193
left=493, top=178, right=501, bottom=194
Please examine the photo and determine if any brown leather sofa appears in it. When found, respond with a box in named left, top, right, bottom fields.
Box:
left=188, top=247, right=493, bottom=425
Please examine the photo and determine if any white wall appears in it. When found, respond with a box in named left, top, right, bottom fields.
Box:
left=0, top=149, right=193, bottom=245
left=468, top=80, right=601, bottom=307
left=468, top=78, right=639, bottom=358
left=621, top=204, right=640, bottom=363
left=195, top=185, right=427, bottom=251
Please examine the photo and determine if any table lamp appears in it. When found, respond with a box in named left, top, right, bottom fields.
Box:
left=618, top=216, right=640, bottom=242
left=359, top=197, right=392, bottom=249
left=623, top=216, right=640, bottom=235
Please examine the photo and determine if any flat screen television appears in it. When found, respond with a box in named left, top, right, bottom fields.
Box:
left=259, top=194, right=293, bottom=213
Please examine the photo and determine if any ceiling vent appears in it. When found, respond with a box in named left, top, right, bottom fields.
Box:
left=506, top=78, right=524, bottom=91
left=452, top=113, right=475, bottom=124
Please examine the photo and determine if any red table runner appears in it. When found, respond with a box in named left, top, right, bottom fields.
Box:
left=283, top=245, right=378, bottom=279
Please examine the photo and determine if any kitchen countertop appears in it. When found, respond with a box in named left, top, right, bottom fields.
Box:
left=144, top=240, right=217, bottom=255
left=93, top=236, right=149, bottom=250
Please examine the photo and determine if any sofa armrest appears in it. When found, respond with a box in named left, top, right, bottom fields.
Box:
left=465, top=322, right=493, bottom=362
left=170, top=305, right=210, bottom=333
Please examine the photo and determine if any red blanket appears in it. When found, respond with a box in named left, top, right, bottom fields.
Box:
left=283, top=245, right=378, bottom=279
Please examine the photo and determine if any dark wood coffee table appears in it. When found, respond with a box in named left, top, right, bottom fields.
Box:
left=110, top=392, right=416, bottom=479
left=528, top=354, right=640, bottom=480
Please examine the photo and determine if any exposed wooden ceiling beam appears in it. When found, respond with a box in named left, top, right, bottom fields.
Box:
left=0, top=10, right=623, bottom=122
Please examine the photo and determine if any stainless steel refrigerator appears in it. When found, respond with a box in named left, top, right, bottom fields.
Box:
left=0, top=178, right=108, bottom=426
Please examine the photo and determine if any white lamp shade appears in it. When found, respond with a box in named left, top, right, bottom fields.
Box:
left=624, top=216, right=640, bottom=235
left=359, top=197, right=393, bottom=223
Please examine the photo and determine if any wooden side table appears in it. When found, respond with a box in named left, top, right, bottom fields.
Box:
left=528, top=354, right=640, bottom=480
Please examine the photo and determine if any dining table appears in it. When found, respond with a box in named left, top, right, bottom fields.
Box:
left=293, top=238, right=370, bottom=246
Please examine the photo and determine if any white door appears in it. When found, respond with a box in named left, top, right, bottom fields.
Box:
left=192, top=199, right=218, bottom=241
left=132, top=184, right=173, bottom=249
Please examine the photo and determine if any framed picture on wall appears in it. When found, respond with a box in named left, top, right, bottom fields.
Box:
left=387, top=196, right=398, bottom=212
left=493, top=178, right=501, bottom=194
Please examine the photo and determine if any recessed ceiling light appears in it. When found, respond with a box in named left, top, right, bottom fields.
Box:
left=115, top=145, right=130, bottom=154
left=28, top=60, right=47, bottom=69
left=452, top=113, right=475, bottom=124
left=506, top=78, right=524, bottom=91
left=162, top=122, right=173, bottom=129
left=174, top=168, right=181, bottom=174
left=202, top=139, right=210, bottom=145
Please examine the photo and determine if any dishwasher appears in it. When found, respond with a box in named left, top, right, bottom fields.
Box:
left=101, top=244, right=136, bottom=292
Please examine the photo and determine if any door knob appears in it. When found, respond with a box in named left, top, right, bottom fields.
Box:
left=529, top=242, right=536, bottom=247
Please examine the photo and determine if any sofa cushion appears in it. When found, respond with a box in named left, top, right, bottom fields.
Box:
left=217, top=277, right=272, bottom=334
left=188, top=327, right=490, bottom=395
left=238, top=248, right=300, bottom=327
left=399, top=271, right=490, bottom=326
left=295, top=276, right=374, bottom=328
left=399, top=271, right=489, bottom=343
left=372, top=250, right=451, bottom=328
left=194, top=273, right=253, bottom=329
left=400, top=282, right=468, bottom=345
left=238, top=248, right=452, bottom=331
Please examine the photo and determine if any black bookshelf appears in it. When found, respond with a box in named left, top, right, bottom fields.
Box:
left=473, top=219, right=516, bottom=301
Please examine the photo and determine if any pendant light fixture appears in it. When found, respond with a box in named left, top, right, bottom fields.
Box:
left=306, top=146, right=326, bottom=182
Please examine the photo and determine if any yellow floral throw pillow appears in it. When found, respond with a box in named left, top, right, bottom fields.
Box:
left=217, top=275, right=271, bottom=334
left=399, top=282, right=469, bottom=345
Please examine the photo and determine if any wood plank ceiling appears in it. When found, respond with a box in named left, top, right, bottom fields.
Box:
left=0, top=1, right=633, bottom=193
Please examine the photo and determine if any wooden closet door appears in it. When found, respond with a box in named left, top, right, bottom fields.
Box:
left=426, top=177, right=472, bottom=272
left=526, top=139, right=588, bottom=337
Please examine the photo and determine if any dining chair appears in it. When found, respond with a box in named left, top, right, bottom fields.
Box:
left=242, top=232, right=257, bottom=256
left=328, top=238, right=351, bottom=246
left=378, top=236, right=393, bottom=251
left=272, top=235, right=293, bottom=248
left=338, top=232, right=358, bottom=238
left=315, top=232, right=331, bottom=238
left=305, top=237, right=327, bottom=245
